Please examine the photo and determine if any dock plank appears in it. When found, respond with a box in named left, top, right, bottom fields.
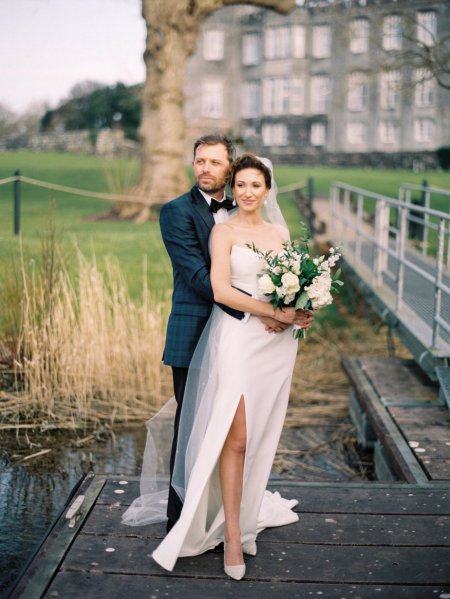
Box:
left=82, top=504, right=450, bottom=547
left=58, top=534, right=450, bottom=585
left=361, top=358, right=438, bottom=405
left=99, top=480, right=450, bottom=514
left=45, top=572, right=450, bottom=599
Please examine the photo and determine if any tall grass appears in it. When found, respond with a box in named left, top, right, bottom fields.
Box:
left=0, top=232, right=170, bottom=430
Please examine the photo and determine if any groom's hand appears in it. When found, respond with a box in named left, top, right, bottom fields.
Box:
left=258, top=316, right=289, bottom=334
left=295, top=309, right=314, bottom=329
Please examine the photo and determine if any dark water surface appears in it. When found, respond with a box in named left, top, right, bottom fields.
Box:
left=0, top=426, right=147, bottom=596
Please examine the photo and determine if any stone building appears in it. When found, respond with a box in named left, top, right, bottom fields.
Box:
left=184, top=0, right=450, bottom=168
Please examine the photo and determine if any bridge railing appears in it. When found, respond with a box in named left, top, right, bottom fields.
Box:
left=329, top=181, right=450, bottom=371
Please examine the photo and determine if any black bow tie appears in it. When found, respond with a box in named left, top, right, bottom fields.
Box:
left=209, top=197, right=235, bottom=213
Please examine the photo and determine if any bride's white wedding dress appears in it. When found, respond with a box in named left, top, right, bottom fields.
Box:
left=123, top=244, right=299, bottom=572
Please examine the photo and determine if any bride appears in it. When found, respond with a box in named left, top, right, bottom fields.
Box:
left=123, top=153, right=312, bottom=580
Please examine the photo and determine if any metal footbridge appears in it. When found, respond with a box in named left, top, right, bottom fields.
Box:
left=328, top=181, right=450, bottom=389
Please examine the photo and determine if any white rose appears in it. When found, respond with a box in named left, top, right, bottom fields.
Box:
left=258, top=274, right=276, bottom=294
left=284, top=292, right=296, bottom=304
left=281, top=272, right=300, bottom=294
left=311, top=291, right=333, bottom=309
left=305, top=272, right=333, bottom=309
left=291, top=260, right=301, bottom=275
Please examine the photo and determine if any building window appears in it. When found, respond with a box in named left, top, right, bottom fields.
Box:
left=202, top=81, right=223, bottom=118
left=414, top=118, right=435, bottom=142
left=241, top=82, right=260, bottom=118
left=414, top=69, right=434, bottom=107
left=346, top=122, right=367, bottom=145
left=312, top=25, right=331, bottom=58
left=382, top=15, right=402, bottom=51
left=417, top=11, right=437, bottom=47
left=242, top=34, right=260, bottom=66
left=203, top=30, right=224, bottom=61
left=290, top=77, right=304, bottom=114
left=264, top=26, right=290, bottom=59
left=262, top=77, right=290, bottom=115
left=311, top=122, right=326, bottom=146
left=350, top=18, right=369, bottom=54
left=310, top=75, right=331, bottom=114
left=380, top=70, right=401, bottom=110
left=292, top=25, right=306, bottom=58
left=347, top=72, right=369, bottom=111
left=379, top=120, right=399, bottom=144
left=262, top=123, right=287, bottom=146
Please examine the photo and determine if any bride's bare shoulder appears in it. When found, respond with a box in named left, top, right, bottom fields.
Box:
left=211, top=222, right=234, bottom=245
left=267, top=222, right=290, bottom=242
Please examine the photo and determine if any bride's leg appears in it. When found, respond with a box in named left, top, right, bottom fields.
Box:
left=220, top=395, right=246, bottom=566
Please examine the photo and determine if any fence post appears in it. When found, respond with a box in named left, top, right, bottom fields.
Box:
left=14, top=169, right=21, bottom=236
left=432, top=218, right=445, bottom=349
left=307, top=177, right=314, bottom=234
left=422, top=178, right=430, bottom=257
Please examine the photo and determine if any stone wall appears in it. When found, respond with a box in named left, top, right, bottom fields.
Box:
left=0, top=129, right=139, bottom=158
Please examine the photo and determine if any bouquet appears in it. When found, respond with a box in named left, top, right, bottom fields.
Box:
left=250, top=239, right=344, bottom=339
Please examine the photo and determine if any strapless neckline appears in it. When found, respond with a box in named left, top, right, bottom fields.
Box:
left=231, top=244, right=257, bottom=255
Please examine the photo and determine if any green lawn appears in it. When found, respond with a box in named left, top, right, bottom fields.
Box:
left=0, top=152, right=448, bottom=300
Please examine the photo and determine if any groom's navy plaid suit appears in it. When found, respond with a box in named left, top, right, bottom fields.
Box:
left=160, top=185, right=217, bottom=368
left=159, top=184, right=244, bottom=527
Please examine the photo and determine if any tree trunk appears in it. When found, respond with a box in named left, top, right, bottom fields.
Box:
left=124, top=0, right=295, bottom=222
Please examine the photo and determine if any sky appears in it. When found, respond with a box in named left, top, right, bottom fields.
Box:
left=0, top=0, right=146, bottom=114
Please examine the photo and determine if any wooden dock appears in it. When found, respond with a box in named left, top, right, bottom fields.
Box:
left=343, top=356, right=450, bottom=484
left=9, top=475, right=450, bottom=598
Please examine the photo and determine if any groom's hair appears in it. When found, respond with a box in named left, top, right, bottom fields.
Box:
left=193, top=134, right=236, bottom=163
left=230, top=153, right=272, bottom=189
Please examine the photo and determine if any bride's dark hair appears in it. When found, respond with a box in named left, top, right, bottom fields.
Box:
left=230, top=153, right=272, bottom=189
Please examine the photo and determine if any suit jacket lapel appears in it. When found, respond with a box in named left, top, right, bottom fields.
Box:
left=190, top=186, right=215, bottom=231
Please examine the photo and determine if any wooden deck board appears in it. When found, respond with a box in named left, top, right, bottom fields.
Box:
left=45, top=572, right=450, bottom=599
left=10, top=478, right=450, bottom=598
left=82, top=504, right=450, bottom=546
left=99, top=479, right=450, bottom=514
left=343, top=357, right=450, bottom=483
left=58, top=533, right=450, bottom=584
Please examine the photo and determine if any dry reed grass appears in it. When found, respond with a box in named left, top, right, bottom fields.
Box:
left=288, top=308, right=411, bottom=427
left=0, top=245, right=171, bottom=431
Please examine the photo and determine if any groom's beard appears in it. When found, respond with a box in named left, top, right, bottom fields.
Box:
left=196, top=175, right=228, bottom=196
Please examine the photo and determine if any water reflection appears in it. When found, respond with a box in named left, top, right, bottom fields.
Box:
left=0, top=426, right=147, bottom=595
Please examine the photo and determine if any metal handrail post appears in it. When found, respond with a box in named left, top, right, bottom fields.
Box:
left=374, top=199, right=388, bottom=286
left=344, top=188, right=351, bottom=256
left=396, top=205, right=407, bottom=312
left=422, top=181, right=430, bottom=257
left=330, top=185, right=336, bottom=242
left=356, top=194, right=363, bottom=265
left=431, top=218, right=445, bottom=349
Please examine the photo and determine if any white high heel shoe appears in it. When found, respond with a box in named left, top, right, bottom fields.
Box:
left=224, top=543, right=246, bottom=581
left=242, top=540, right=257, bottom=556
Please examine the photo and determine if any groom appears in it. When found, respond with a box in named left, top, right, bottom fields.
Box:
left=160, top=134, right=292, bottom=531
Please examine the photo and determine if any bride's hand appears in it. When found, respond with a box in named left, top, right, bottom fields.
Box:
left=274, top=306, right=297, bottom=324
left=294, top=309, right=314, bottom=329
left=258, top=316, right=289, bottom=333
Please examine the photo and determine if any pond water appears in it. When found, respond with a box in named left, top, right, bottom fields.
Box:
left=0, top=426, right=147, bottom=596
